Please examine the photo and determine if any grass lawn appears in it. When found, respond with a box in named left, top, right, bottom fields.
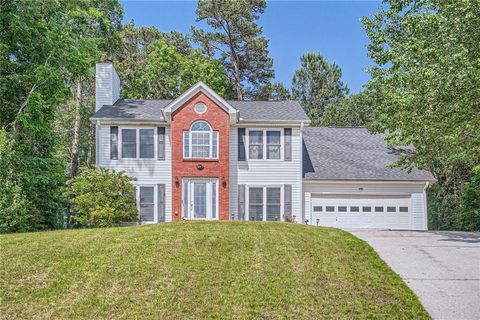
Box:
left=0, top=222, right=429, bottom=319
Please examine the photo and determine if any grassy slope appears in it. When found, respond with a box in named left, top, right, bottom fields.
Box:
left=0, top=222, right=429, bottom=319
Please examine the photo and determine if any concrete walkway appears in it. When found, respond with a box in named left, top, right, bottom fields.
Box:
left=349, top=230, right=480, bottom=320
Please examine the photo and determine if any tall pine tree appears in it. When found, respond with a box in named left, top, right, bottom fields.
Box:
left=192, top=0, right=274, bottom=100
left=291, top=52, right=348, bottom=125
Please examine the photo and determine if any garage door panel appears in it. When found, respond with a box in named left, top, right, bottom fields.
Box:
left=310, top=195, right=413, bottom=229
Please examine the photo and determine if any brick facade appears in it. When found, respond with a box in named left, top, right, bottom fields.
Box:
left=171, top=92, right=230, bottom=221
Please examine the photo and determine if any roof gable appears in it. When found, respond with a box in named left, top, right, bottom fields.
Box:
left=163, top=82, right=237, bottom=124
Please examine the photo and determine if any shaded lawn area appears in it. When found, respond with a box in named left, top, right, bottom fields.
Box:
left=0, top=222, right=429, bottom=319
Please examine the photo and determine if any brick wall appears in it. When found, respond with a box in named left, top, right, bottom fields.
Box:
left=171, top=92, right=230, bottom=220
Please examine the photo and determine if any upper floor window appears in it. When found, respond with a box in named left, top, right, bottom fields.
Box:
left=248, top=129, right=281, bottom=160
left=121, top=128, right=155, bottom=159
left=183, top=121, right=218, bottom=159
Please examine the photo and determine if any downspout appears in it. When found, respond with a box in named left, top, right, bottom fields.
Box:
left=423, top=181, right=430, bottom=230
left=300, top=121, right=305, bottom=223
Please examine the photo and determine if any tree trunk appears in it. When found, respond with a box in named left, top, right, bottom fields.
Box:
left=70, top=80, right=82, bottom=179
left=85, top=122, right=95, bottom=167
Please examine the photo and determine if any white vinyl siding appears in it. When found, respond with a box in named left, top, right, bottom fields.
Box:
left=230, top=126, right=303, bottom=223
left=98, top=124, right=172, bottom=222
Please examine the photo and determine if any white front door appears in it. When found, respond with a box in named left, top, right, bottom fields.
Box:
left=184, top=179, right=218, bottom=220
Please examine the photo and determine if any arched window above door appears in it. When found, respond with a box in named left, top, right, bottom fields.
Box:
left=183, top=121, right=218, bottom=159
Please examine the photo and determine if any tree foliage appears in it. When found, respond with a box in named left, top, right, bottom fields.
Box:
left=68, top=168, right=138, bottom=227
left=252, top=82, right=291, bottom=101
left=192, top=0, right=274, bottom=100
left=292, top=52, right=349, bottom=125
left=363, top=0, right=480, bottom=230
left=0, top=0, right=123, bottom=231
left=120, top=39, right=233, bottom=99
left=320, top=91, right=377, bottom=127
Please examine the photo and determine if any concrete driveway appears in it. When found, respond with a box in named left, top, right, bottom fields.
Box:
left=349, top=230, right=480, bottom=320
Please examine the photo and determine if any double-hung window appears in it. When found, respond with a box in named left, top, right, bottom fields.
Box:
left=122, top=129, right=137, bottom=158
left=139, top=129, right=154, bottom=158
left=248, top=129, right=281, bottom=160
left=183, top=121, right=218, bottom=159
left=266, top=131, right=281, bottom=159
left=121, top=128, right=155, bottom=159
left=247, top=186, right=282, bottom=221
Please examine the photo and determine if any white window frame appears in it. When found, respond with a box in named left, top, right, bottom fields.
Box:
left=245, top=185, right=284, bottom=221
left=183, top=121, right=219, bottom=159
left=118, top=126, right=157, bottom=160
left=246, top=128, right=283, bottom=161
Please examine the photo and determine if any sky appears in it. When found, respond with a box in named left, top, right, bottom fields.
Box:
left=120, top=1, right=382, bottom=94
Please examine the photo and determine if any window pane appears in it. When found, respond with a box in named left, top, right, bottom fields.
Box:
left=338, top=206, right=347, bottom=212
left=212, top=182, right=217, bottom=219
left=313, top=206, right=322, bottom=212
left=350, top=206, right=359, bottom=212
left=191, top=132, right=211, bottom=158
left=267, top=145, right=280, bottom=159
left=375, top=206, right=384, bottom=212
left=266, top=131, right=280, bottom=159
left=399, top=206, right=409, bottom=213
left=249, top=187, right=263, bottom=221
left=267, top=131, right=280, bottom=144
left=182, top=180, right=189, bottom=216
left=140, top=186, right=154, bottom=222
left=249, top=145, right=263, bottom=159
left=122, top=129, right=136, bottom=158
left=139, top=129, right=154, bottom=158
left=362, top=206, right=372, bottom=212
left=194, top=183, right=206, bottom=219
left=191, top=121, right=210, bottom=131
left=192, top=146, right=210, bottom=158
left=266, top=187, right=281, bottom=221
left=212, top=131, right=218, bottom=158
left=249, top=131, right=263, bottom=144
left=387, top=206, right=396, bottom=212
left=249, top=131, right=263, bottom=159
left=183, top=131, right=189, bottom=158
left=326, top=206, right=335, bottom=212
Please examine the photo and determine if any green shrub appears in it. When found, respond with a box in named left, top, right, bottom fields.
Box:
left=68, top=168, right=138, bottom=227
left=0, top=180, right=32, bottom=233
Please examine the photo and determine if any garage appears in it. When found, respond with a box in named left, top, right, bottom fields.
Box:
left=310, top=194, right=412, bottom=229
left=302, top=127, right=436, bottom=230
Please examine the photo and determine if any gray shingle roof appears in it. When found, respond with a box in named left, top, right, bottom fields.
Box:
left=229, top=100, right=310, bottom=122
left=92, top=99, right=170, bottom=121
left=303, top=127, right=435, bottom=181
left=91, top=99, right=310, bottom=122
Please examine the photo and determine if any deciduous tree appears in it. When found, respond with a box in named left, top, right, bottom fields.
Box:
left=363, top=0, right=480, bottom=230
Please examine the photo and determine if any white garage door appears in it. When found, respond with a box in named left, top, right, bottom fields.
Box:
left=310, top=194, right=412, bottom=229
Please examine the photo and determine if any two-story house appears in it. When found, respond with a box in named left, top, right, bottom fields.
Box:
left=92, top=61, right=435, bottom=230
